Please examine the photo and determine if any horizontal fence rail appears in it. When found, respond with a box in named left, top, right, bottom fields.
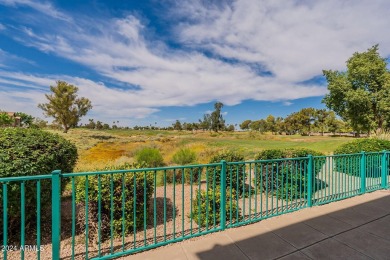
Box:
left=1, top=151, right=389, bottom=259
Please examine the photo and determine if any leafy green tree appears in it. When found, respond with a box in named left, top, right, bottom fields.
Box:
left=211, top=102, right=225, bottom=132
left=226, top=124, right=235, bottom=132
left=85, top=119, right=96, bottom=129
left=96, top=120, right=103, bottom=130
left=323, top=45, right=390, bottom=136
left=38, top=81, right=92, bottom=133
left=0, top=112, right=13, bottom=126
left=249, top=119, right=267, bottom=133
left=240, top=119, right=252, bottom=130
left=314, top=109, right=331, bottom=136
left=199, top=114, right=211, bottom=131
left=173, top=120, right=182, bottom=130
left=326, top=112, right=345, bottom=135
left=298, top=108, right=316, bottom=135
left=284, top=108, right=316, bottom=136
left=275, top=117, right=285, bottom=134
left=284, top=112, right=300, bottom=135
left=265, top=114, right=277, bottom=134
left=15, top=112, right=34, bottom=127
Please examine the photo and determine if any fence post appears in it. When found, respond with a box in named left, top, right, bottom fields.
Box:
left=52, top=170, right=61, bottom=260
left=360, top=152, right=366, bottom=194
left=381, top=150, right=387, bottom=189
left=220, top=160, right=227, bottom=231
left=307, top=155, right=313, bottom=207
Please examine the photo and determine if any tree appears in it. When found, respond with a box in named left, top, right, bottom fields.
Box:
left=240, top=120, right=252, bottom=130
left=326, top=112, right=345, bottom=136
left=249, top=119, right=267, bottom=133
left=96, top=120, right=103, bottom=130
left=85, top=119, right=96, bottom=129
left=226, top=124, right=235, bottom=132
left=210, top=102, right=225, bottom=132
left=275, top=117, right=285, bottom=134
left=265, top=115, right=277, bottom=134
left=284, top=113, right=300, bottom=135
left=38, top=81, right=92, bottom=133
left=173, top=120, right=182, bottom=130
left=15, top=112, right=34, bottom=127
left=314, top=109, right=331, bottom=136
left=323, top=45, right=390, bottom=136
left=199, top=114, right=212, bottom=131
left=283, top=108, right=316, bottom=136
left=0, top=112, right=13, bottom=126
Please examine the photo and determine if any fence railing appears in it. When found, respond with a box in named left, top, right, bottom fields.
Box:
left=1, top=151, right=389, bottom=259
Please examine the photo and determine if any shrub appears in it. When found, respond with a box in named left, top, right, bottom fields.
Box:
left=333, top=138, right=390, bottom=176
left=172, top=148, right=197, bottom=165
left=135, top=147, right=165, bottom=167
left=163, top=148, right=200, bottom=184
left=190, top=187, right=240, bottom=227
left=162, top=167, right=202, bottom=185
left=75, top=162, right=154, bottom=242
left=254, top=148, right=325, bottom=200
left=208, top=151, right=246, bottom=196
left=334, top=138, right=390, bottom=154
left=0, top=128, right=77, bottom=241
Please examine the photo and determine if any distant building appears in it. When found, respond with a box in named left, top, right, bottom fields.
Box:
left=4, top=112, right=21, bottom=127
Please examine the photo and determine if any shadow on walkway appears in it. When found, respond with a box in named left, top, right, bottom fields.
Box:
left=194, top=191, right=390, bottom=259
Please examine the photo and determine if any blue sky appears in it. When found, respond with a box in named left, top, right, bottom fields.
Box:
left=1, top=0, right=390, bottom=127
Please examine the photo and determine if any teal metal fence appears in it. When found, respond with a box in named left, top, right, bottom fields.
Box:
left=1, top=151, right=389, bottom=259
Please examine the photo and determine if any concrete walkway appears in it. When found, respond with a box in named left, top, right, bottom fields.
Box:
left=125, top=190, right=390, bottom=260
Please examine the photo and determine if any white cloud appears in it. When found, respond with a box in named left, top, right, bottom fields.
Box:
left=3, top=1, right=390, bottom=123
left=283, top=101, right=293, bottom=106
left=0, top=49, right=36, bottom=67
left=0, top=0, right=72, bottom=22
left=174, top=0, right=390, bottom=82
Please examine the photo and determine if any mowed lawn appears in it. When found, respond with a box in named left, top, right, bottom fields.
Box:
left=49, top=129, right=354, bottom=172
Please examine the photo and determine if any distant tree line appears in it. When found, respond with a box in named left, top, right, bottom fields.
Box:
left=239, top=108, right=349, bottom=136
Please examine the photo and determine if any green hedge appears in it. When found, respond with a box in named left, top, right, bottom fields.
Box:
left=0, top=128, right=77, bottom=241
left=333, top=138, right=390, bottom=176
left=254, top=148, right=325, bottom=200
left=75, top=163, right=154, bottom=242
left=190, top=187, right=240, bottom=227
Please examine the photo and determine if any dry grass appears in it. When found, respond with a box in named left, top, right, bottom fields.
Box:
left=48, top=128, right=354, bottom=172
